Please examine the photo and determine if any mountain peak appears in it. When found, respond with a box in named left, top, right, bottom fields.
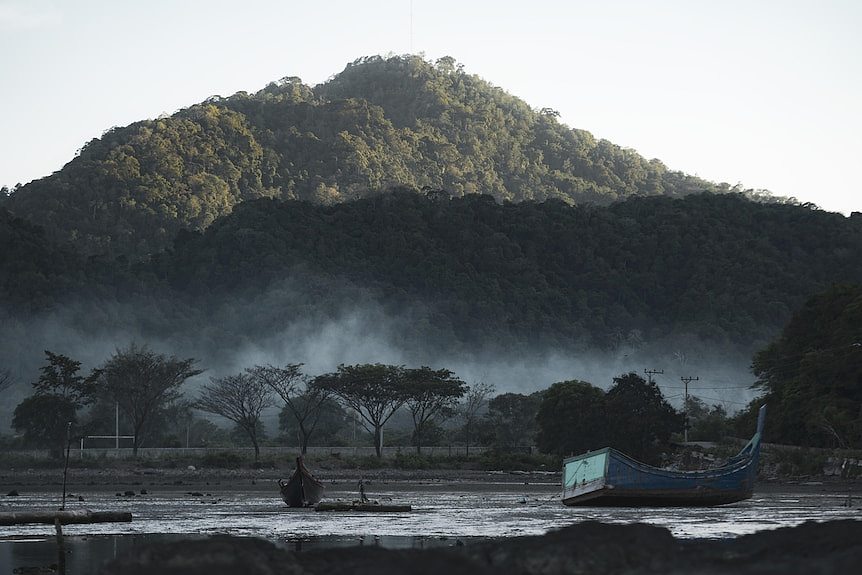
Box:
left=6, top=54, right=724, bottom=258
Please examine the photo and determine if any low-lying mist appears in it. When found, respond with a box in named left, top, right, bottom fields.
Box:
left=0, top=276, right=763, bottom=432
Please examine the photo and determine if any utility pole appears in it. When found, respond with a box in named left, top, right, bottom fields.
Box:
left=680, top=376, right=699, bottom=442
left=644, top=368, right=664, bottom=384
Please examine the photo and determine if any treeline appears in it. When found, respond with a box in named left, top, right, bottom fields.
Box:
left=2, top=55, right=727, bottom=258
left=2, top=346, right=687, bottom=464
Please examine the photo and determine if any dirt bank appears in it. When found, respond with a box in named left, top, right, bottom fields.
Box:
left=96, top=519, right=862, bottom=575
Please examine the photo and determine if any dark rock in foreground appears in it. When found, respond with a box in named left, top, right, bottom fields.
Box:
left=98, top=520, right=862, bottom=575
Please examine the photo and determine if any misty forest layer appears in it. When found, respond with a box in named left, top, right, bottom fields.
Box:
left=2, top=191, right=860, bottom=361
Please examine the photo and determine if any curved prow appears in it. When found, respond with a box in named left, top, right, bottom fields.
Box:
left=756, top=404, right=767, bottom=437
left=727, top=404, right=766, bottom=463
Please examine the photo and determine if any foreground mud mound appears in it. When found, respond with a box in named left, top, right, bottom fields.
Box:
left=99, top=519, right=862, bottom=575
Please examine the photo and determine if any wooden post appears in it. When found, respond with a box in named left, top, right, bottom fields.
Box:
left=61, top=421, right=72, bottom=510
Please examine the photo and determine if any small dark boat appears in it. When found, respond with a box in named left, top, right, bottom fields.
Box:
left=561, top=405, right=766, bottom=507
left=278, top=457, right=325, bottom=507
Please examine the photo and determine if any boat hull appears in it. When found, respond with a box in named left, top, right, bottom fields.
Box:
left=279, top=457, right=325, bottom=507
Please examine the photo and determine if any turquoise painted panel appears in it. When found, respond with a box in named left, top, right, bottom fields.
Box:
left=564, top=451, right=607, bottom=488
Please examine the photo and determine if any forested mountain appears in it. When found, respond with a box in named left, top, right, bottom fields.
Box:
left=2, top=55, right=727, bottom=258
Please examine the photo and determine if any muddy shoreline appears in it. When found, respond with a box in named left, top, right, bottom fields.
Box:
left=2, top=466, right=860, bottom=497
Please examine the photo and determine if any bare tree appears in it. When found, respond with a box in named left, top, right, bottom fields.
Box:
left=249, top=364, right=331, bottom=454
left=195, top=373, right=273, bottom=463
left=460, top=382, right=495, bottom=456
left=99, top=343, right=202, bottom=456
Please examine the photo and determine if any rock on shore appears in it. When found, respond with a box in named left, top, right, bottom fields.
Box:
left=98, top=519, right=862, bottom=575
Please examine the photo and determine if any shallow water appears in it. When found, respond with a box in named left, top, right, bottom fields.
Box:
left=1, top=484, right=859, bottom=574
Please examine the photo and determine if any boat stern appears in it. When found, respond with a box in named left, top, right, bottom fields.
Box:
left=561, top=449, right=610, bottom=505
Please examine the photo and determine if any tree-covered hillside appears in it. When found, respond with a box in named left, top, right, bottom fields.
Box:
left=155, top=191, right=861, bottom=351
left=3, top=191, right=859, bottom=354
left=3, top=55, right=726, bottom=258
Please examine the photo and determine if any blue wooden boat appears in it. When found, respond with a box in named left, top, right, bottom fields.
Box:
left=561, top=405, right=766, bottom=507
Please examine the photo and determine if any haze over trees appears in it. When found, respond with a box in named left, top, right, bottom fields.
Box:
left=98, top=344, right=202, bottom=456
left=251, top=364, right=333, bottom=455
left=194, top=372, right=274, bottom=463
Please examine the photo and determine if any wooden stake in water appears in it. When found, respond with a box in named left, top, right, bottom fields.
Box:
left=55, top=518, right=66, bottom=575
left=61, top=421, right=71, bottom=510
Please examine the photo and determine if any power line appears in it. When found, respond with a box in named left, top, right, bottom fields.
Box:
left=644, top=368, right=663, bottom=384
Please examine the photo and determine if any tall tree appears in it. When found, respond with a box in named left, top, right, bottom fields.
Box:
left=195, top=373, right=273, bottom=463
left=460, top=382, right=494, bottom=456
left=249, top=364, right=331, bottom=454
left=314, top=364, right=408, bottom=457
left=11, top=351, right=99, bottom=457
left=403, top=367, right=466, bottom=454
left=605, top=372, right=682, bottom=464
left=751, top=284, right=862, bottom=448
left=536, top=380, right=608, bottom=457
left=99, top=343, right=202, bottom=456
left=33, top=350, right=99, bottom=403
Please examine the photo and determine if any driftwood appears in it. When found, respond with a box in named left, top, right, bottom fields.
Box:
left=0, top=510, right=132, bottom=526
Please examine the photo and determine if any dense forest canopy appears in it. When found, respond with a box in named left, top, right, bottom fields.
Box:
left=2, top=55, right=735, bottom=258
left=2, top=191, right=859, bottom=360
left=156, top=191, right=861, bottom=351
left=747, top=284, right=862, bottom=448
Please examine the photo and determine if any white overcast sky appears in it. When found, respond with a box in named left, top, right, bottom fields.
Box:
left=1, top=0, right=859, bottom=214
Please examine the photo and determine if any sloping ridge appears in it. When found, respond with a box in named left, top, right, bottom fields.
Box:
left=3, top=54, right=723, bottom=258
